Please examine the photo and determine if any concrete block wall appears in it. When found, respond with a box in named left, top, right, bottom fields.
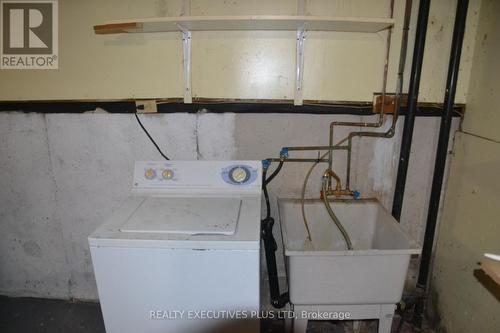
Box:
left=431, top=0, right=500, bottom=331
left=0, top=112, right=458, bottom=300
left=0, top=0, right=480, bottom=304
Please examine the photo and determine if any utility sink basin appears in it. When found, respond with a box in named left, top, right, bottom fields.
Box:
left=278, top=198, right=420, bottom=306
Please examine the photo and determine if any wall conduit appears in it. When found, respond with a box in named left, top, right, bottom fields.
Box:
left=413, top=0, right=469, bottom=328
left=392, top=0, right=431, bottom=222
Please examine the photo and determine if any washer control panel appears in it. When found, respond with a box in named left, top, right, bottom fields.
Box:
left=136, top=163, right=179, bottom=186
left=133, top=161, right=261, bottom=193
left=143, top=167, right=176, bottom=180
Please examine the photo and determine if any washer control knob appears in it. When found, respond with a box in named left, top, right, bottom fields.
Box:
left=230, top=167, right=249, bottom=183
left=144, top=168, right=156, bottom=180
left=222, top=164, right=257, bottom=186
left=162, top=169, right=174, bottom=180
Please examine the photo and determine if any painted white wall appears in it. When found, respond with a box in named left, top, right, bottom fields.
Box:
left=0, top=0, right=481, bottom=102
left=0, top=112, right=458, bottom=299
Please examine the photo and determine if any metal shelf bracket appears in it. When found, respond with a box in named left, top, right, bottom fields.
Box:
left=181, top=27, right=192, bottom=104
left=294, top=27, right=306, bottom=106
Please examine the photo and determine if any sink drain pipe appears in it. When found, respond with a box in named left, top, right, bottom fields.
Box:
left=413, top=0, right=469, bottom=329
left=261, top=158, right=289, bottom=308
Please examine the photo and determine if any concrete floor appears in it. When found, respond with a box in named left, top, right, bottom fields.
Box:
left=0, top=296, right=432, bottom=333
left=0, top=296, right=105, bottom=333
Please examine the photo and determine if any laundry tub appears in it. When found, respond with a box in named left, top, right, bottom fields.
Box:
left=278, top=198, right=420, bottom=333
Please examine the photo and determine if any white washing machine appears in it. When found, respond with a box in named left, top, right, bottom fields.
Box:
left=89, top=161, right=262, bottom=333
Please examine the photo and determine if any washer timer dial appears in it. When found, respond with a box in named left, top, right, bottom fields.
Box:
left=222, top=164, right=257, bottom=186
left=230, top=167, right=249, bottom=183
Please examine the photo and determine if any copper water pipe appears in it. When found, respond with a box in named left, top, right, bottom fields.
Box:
left=326, top=0, right=412, bottom=190
left=265, top=0, right=412, bottom=198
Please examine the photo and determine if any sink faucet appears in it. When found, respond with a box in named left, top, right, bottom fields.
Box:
left=322, top=169, right=354, bottom=197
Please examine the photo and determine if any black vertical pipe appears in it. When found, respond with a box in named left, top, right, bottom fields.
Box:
left=391, top=0, right=432, bottom=221
left=413, top=0, right=469, bottom=327
left=417, top=0, right=469, bottom=292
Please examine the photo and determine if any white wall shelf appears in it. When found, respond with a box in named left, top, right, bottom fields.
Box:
left=94, top=15, right=394, bottom=104
left=94, top=15, right=394, bottom=34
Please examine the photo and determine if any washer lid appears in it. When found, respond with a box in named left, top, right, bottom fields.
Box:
left=119, top=197, right=241, bottom=235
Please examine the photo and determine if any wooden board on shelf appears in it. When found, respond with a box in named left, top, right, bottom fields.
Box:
left=94, top=15, right=394, bottom=35
left=481, top=259, right=500, bottom=286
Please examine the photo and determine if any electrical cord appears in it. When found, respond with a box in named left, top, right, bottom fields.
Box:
left=134, top=113, right=170, bottom=160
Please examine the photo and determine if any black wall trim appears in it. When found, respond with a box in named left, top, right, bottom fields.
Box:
left=0, top=101, right=137, bottom=113
left=0, top=101, right=463, bottom=117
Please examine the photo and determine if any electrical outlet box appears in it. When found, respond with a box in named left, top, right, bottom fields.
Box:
left=135, top=100, right=157, bottom=113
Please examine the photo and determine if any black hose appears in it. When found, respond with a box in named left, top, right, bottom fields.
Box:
left=263, top=160, right=284, bottom=186
left=262, top=168, right=272, bottom=220
left=261, top=217, right=288, bottom=308
left=261, top=160, right=289, bottom=308
left=262, top=159, right=284, bottom=219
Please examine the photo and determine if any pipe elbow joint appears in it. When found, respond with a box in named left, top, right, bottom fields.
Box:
left=261, top=159, right=271, bottom=170
left=279, top=147, right=289, bottom=159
